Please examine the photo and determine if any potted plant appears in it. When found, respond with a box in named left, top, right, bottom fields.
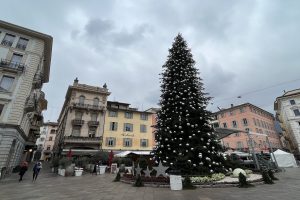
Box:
left=58, top=158, right=72, bottom=176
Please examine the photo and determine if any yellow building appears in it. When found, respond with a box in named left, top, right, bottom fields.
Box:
left=103, top=101, right=154, bottom=151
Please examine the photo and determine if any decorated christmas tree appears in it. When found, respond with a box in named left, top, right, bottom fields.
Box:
left=154, top=34, right=226, bottom=175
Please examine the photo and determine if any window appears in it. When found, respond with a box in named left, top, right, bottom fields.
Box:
left=50, top=129, right=56, bottom=134
left=40, top=138, right=44, bottom=142
left=125, top=112, right=133, bottom=119
left=236, top=141, right=244, bottom=149
left=109, top=111, right=118, bottom=117
left=11, top=53, right=23, bottom=64
left=110, top=122, right=118, bottom=131
left=140, top=124, right=147, bottom=133
left=75, top=111, right=83, bottom=120
left=16, top=38, right=29, bottom=50
left=79, top=95, right=85, bottom=105
left=46, top=146, right=51, bottom=150
left=1, top=33, right=15, bottom=46
left=240, top=107, right=245, bottom=113
left=298, top=122, right=300, bottom=126
left=91, top=113, right=97, bottom=121
left=293, top=109, right=300, bottom=116
left=290, top=100, right=296, bottom=105
left=232, top=120, right=237, bottom=128
left=221, top=113, right=225, bottom=118
left=223, top=123, right=227, bottom=128
left=140, top=139, right=148, bottom=147
left=123, top=138, right=132, bottom=147
left=256, top=128, right=259, bottom=133
left=89, top=128, right=96, bottom=137
left=124, top=123, right=133, bottom=132
left=140, top=113, right=148, bottom=120
left=106, top=137, right=116, bottom=147
left=49, top=137, right=53, bottom=141
left=0, top=76, right=14, bottom=91
left=235, top=132, right=240, bottom=137
left=0, top=104, right=4, bottom=116
left=242, top=118, right=248, bottom=126
left=245, top=128, right=250, bottom=132
left=229, top=111, right=234, bottom=116
left=253, top=118, right=257, bottom=126
left=257, top=119, right=261, bottom=127
left=72, top=126, right=81, bottom=136
left=93, top=98, right=99, bottom=107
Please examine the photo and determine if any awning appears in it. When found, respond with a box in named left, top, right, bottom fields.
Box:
left=115, top=151, right=152, bottom=157
left=61, top=149, right=100, bottom=155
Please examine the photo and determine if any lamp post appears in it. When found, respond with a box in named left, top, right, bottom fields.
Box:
left=246, top=131, right=260, bottom=170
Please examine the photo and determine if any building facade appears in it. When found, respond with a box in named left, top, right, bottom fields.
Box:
left=274, top=89, right=300, bottom=157
left=102, top=101, right=154, bottom=151
left=212, top=103, right=281, bottom=152
left=0, top=20, right=52, bottom=174
left=34, top=122, right=58, bottom=161
left=53, top=79, right=110, bottom=157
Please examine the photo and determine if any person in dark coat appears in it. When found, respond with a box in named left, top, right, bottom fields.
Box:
left=32, top=161, right=42, bottom=181
left=19, top=161, right=28, bottom=182
left=92, top=162, right=98, bottom=175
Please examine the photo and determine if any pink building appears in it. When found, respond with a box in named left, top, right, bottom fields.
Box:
left=212, top=103, right=281, bottom=152
left=41, top=122, right=58, bottom=161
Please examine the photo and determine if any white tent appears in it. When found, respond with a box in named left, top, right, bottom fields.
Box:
left=271, top=149, right=298, bottom=168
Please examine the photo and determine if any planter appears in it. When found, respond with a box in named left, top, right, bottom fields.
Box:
left=75, top=169, right=83, bottom=176
left=58, top=169, right=65, bottom=176
left=99, top=165, right=107, bottom=175
left=170, top=175, right=183, bottom=190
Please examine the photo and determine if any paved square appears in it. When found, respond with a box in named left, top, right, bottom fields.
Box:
left=0, top=165, right=299, bottom=200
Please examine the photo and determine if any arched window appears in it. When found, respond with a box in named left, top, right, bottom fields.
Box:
left=79, top=95, right=85, bottom=105
left=93, top=98, right=99, bottom=107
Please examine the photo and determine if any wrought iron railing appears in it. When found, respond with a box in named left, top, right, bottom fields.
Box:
left=0, top=59, right=25, bottom=72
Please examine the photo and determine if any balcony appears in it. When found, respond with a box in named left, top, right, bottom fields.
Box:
left=63, top=136, right=102, bottom=144
left=1, top=40, right=13, bottom=47
left=72, top=103, right=105, bottom=111
left=0, top=59, right=25, bottom=72
left=88, top=121, right=99, bottom=127
left=72, top=119, right=84, bottom=126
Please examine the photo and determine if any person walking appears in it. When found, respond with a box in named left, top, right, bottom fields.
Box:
left=92, top=162, right=98, bottom=175
left=32, top=161, right=42, bottom=181
left=19, top=161, right=28, bottom=182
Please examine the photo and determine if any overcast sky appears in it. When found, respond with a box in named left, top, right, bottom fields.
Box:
left=1, top=0, right=300, bottom=121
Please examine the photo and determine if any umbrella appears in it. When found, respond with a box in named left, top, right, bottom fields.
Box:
left=108, top=150, right=114, bottom=167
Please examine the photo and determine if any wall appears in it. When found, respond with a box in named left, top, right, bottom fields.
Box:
left=103, top=109, right=153, bottom=151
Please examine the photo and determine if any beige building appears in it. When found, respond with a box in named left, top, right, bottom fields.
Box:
left=274, top=89, right=300, bottom=157
left=102, top=101, right=154, bottom=151
left=0, top=20, right=52, bottom=175
left=53, top=79, right=110, bottom=156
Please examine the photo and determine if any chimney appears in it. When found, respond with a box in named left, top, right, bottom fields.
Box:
left=231, top=104, right=234, bottom=108
left=73, top=77, right=79, bottom=86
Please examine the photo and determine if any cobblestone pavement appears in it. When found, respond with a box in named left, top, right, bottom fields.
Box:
left=0, top=165, right=299, bottom=200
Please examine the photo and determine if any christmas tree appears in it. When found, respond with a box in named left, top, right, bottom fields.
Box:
left=154, top=34, right=226, bottom=175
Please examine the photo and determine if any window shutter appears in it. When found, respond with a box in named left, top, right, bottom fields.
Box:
left=115, top=122, right=118, bottom=131
left=113, top=138, right=116, bottom=146
left=105, top=138, right=109, bottom=146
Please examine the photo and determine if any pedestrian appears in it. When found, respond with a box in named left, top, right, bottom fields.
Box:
left=32, top=161, right=42, bottom=181
left=92, top=162, right=98, bottom=175
left=19, top=161, right=28, bottom=182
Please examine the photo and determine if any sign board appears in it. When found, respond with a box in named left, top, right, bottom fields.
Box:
left=170, top=175, right=183, bottom=190
left=111, top=163, right=118, bottom=174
